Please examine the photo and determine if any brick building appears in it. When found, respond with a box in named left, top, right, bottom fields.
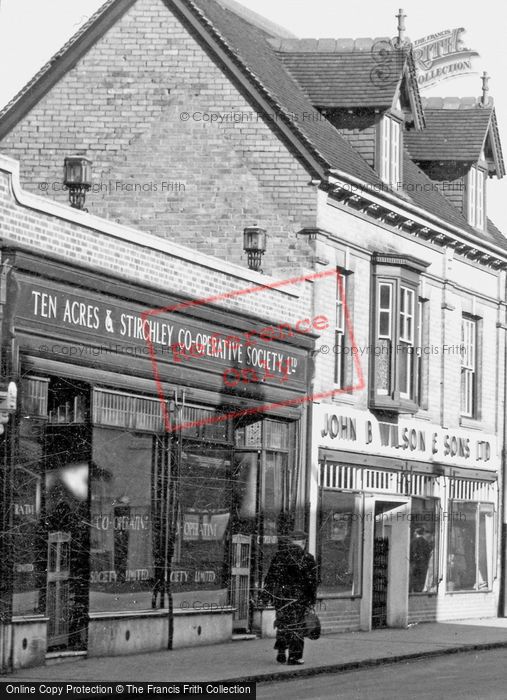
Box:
left=0, top=154, right=314, bottom=669
left=1, top=0, right=507, bottom=666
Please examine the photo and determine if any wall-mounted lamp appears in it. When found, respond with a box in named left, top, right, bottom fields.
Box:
left=63, top=155, right=92, bottom=211
left=243, top=226, right=267, bottom=273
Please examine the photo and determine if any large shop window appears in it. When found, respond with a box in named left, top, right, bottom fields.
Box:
left=409, top=498, right=439, bottom=594
left=318, top=491, right=362, bottom=596
left=12, top=417, right=44, bottom=616
left=90, top=428, right=158, bottom=612
left=371, top=254, right=429, bottom=413
left=16, top=376, right=90, bottom=652
left=171, top=446, right=232, bottom=608
left=447, top=501, right=495, bottom=592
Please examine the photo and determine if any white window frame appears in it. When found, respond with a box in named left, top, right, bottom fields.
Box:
left=399, top=286, right=415, bottom=399
left=334, top=275, right=346, bottom=388
left=376, top=282, right=393, bottom=396
left=467, top=166, right=485, bottom=230
left=377, top=282, right=393, bottom=340
left=380, top=115, right=401, bottom=188
left=461, top=317, right=477, bottom=418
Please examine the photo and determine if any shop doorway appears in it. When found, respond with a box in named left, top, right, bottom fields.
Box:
left=44, top=420, right=90, bottom=651
left=372, top=535, right=389, bottom=628
left=368, top=498, right=410, bottom=630
left=46, top=532, right=71, bottom=648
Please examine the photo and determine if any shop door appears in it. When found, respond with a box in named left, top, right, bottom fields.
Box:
left=46, top=531, right=71, bottom=649
left=231, top=452, right=258, bottom=631
left=230, top=534, right=252, bottom=630
left=372, top=536, right=389, bottom=629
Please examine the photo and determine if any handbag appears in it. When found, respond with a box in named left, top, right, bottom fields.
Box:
left=303, top=608, right=321, bottom=640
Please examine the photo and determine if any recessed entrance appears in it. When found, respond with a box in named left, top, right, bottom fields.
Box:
left=369, top=498, right=410, bottom=630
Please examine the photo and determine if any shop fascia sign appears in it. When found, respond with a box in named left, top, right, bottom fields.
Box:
left=15, top=277, right=307, bottom=385
left=413, top=28, right=479, bottom=90
left=317, top=404, right=497, bottom=470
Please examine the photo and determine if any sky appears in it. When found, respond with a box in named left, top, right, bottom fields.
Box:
left=0, top=0, right=506, bottom=232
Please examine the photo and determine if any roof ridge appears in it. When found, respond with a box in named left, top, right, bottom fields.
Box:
left=270, top=37, right=399, bottom=53
left=421, top=96, right=495, bottom=110
left=213, top=0, right=296, bottom=38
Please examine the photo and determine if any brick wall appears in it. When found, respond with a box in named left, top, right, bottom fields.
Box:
left=0, top=0, right=317, bottom=274
left=417, top=161, right=468, bottom=214
left=329, top=111, right=378, bottom=168
left=313, top=198, right=505, bottom=436
left=0, top=160, right=313, bottom=327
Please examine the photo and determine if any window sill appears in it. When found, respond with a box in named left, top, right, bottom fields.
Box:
left=409, top=591, right=438, bottom=597
left=414, top=409, right=431, bottom=421
left=332, top=391, right=356, bottom=405
left=317, top=592, right=361, bottom=600
left=459, top=417, right=483, bottom=430
left=445, top=588, right=492, bottom=595
left=370, top=396, right=419, bottom=415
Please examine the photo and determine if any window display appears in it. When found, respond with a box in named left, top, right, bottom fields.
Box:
left=318, top=491, right=362, bottom=596
left=90, top=428, right=155, bottom=612
left=171, top=446, right=232, bottom=608
left=409, top=498, right=439, bottom=593
left=447, top=501, right=495, bottom=592
left=12, top=418, right=44, bottom=615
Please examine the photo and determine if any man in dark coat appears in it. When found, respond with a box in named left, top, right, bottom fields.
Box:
left=263, top=530, right=318, bottom=665
left=410, top=527, right=433, bottom=592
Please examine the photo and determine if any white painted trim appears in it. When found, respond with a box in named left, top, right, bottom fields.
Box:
left=327, top=171, right=507, bottom=262
left=0, top=154, right=301, bottom=297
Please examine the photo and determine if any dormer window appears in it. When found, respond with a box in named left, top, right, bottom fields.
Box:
left=467, top=165, right=485, bottom=229
left=379, top=115, right=401, bottom=188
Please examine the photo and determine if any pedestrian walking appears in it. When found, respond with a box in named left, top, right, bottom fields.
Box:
left=262, top=530, right=318, bottom=665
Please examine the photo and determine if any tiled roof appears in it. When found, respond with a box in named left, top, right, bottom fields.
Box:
left=189, top=0, right=382, bottom=185
left=188, top=1, right=506, bottom=248
left=273, top=40, right=408, bottom=108
left=0, top=0, right=504, bottom=252
left=400, top=155, right=504, bottom=248
left=405, top=106, right=493, bottom=161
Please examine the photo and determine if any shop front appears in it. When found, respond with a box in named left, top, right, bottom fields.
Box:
left=311, top=404, right=499, bottom=634
left=0, top=248, right=312, bottom=669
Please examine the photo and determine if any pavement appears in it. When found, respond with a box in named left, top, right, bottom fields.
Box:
left=4, top=618, right=507, bottom=684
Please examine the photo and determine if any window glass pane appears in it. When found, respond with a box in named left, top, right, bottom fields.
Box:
left=261, top=452, right=290, bottom=581
left=335, top=330, right=345, bottom=386
left=409, top=498, right=439, bottom=593
left=234, top=420, right=262, bottom=448
left=378, top=284, right=392, bottom=339
left=380, top=283, right=391, bottom=310
left=265, top=420, right=289, bottom=451
left=379, top=312, right=390, bottom=338
left=478, top=505, right=494, bottom=589
left=12, top=418, right=44, bottom=615
left=468, top=167, right=477, bottom=226
left=376, top=339, right=391, bottom=393
left=45, top=423, right=90, bottom=649
left=399, top=344, right=410, bottom=396
left=381, top=117, right=390, bottom=181
left=172, top=446, right=232, bottom=608
left=318, top=491, right=362, bottom=596
left=447, top=502, right=478, bottom=591
left=90, top=429, right=155, bottom=612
